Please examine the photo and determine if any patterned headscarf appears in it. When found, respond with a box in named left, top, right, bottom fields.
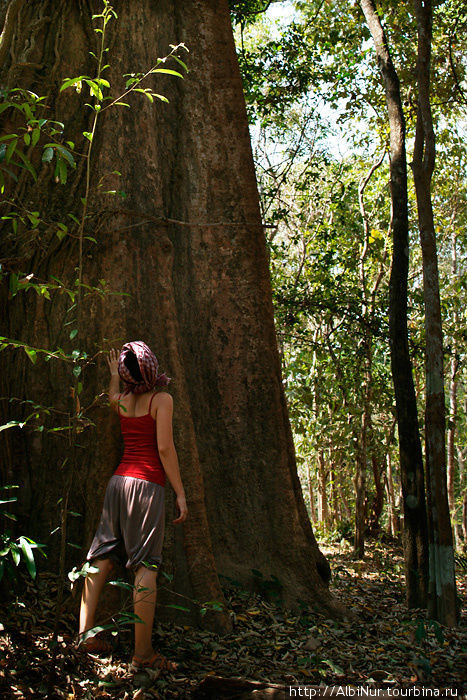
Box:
left=118, top=341, right=171, bottom=395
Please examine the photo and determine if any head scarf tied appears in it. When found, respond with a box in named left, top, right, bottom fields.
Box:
left=118, top=341, right=171, bottom=395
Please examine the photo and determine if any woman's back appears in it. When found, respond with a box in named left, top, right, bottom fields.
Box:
left=117, top=391, right=158, bottom=418
left=114, top=392, right=166, bottom=486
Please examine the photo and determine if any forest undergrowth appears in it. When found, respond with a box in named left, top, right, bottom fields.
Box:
left=0, top=538, right=465, bottom=699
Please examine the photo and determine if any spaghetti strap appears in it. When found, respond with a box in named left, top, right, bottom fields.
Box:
left=147, top=392, right=156, bottom=416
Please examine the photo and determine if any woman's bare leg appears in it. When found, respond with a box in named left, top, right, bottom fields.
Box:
left=133, top=566, right=158, bottom=659
left=79, top=558, right=114, bottom=636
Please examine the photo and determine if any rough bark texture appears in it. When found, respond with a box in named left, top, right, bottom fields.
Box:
left=446, top=227, right=458, bottom=529
left=317, top=451, right=330, bottom=528
left=0, top=0, right=346, bottom=628
left=411, top=0, right=458, bottom=626
left=359, top=0, right=429, bottom=608
left=385, top=453, right=400, bottom=536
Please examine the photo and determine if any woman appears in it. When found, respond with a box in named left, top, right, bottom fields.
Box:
left=78, top=341, right=188, bottom=673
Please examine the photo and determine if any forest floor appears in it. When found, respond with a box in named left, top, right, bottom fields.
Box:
left=0, top=537, right=465, bottom=699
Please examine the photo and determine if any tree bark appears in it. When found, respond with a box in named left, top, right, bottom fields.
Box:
left=306, top=461, right=317, bottom=524
left=317, top=451, right=331, bottom=529
left=0, top=0, right=346, bottom=627
left=447, top=224, right=458, bottom=544
left=354, top=421, right=367, bottom=558
left=367, top=454, right=384, bottom=535
left=385, top=452, right=400, bottom=536
left=330, top=460, right=338, bottom=528
left=411, top=0, right=458, bottom=626
left=458, top=445, right=467, bottom=549
left=359, top=0, right=429, bottom=608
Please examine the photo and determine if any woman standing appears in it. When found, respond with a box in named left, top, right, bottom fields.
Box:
left=78, top=341, right=188, bottom=673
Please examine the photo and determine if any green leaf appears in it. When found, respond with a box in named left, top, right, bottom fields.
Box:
left=153, top=68, right=184, bottom=79
left=42, top=147, right=54, bottom=162
left=0, top=422, right=24, bottom=433
left=73, top=365, right=82, bottom=377
left=60, top=77, right=87, bottom=92
left=69, top=329, right=78, bottom=340
left=5, top=139, right=17, bottom=164
left=27, top=211, right=40, bottom=228
left=172, top=55, right=189, bottom=72
left=83, top=131, right=93, bottom=142
left=19, top=536, right=36, bottom=579
left=78, top=625, right=113, bottom=643
left=15, top=149, right=37, bottom=180
left=10, top=544, right=20, bottom=566
left=57, top=158, right=67, bottom=184
left=0, top=497, right=17, bottom=505
left=415, top=620, right=425, bottom=642
left=322, top=659, right=344, bottom=674
left=54, top=144, right=75, bottom=166
left=2, top=512, right=17, bottom=521
left=108, top=579, right=135, bottom=591
left=24, top=348, right=37, bottom=364
left=9, top=273, right=18, bottom=295
left=23, top=133, right=31, bottom=146
left=31, top=128, right=40, bottom=147
left=22, top=102, right=34, bottom=120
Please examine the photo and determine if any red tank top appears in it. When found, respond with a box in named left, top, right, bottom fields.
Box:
left=113, top=393, right=166, bottom=486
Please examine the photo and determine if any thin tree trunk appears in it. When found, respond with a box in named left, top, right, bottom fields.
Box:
left=385, top=452, right=399, bottom=536
left=330, top=461, right=338, bottom=528
left=307, top=461, right=317, bottom=524
left=447, top=223, right=458, bottom=544
left=337, top=482, right=352, bottom=521
left=317, top=451, right=330, bottom=529
left=359, top=0, right=429, bottom=608
left=458, top=445, right=467, bottom=549
left=411, top=0, right=458, bottom=626
left=354, top=150, right=385, bottom=555
left=354, top=418, right=367, bottom=558
left=368, top=454, right=384, bottom=534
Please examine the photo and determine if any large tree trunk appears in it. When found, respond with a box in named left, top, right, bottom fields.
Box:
left=359, top=0, right=429, bottom=608
left=411, top=0, right=458, bottom=626
left=0, top=0, right=346, bottom=627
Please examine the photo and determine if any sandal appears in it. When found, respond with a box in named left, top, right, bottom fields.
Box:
left=130, top=651, right=178, bottom=675
left=77, top=633, right=113, bottom=655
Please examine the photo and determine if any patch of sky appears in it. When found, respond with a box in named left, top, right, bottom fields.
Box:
left=237, top=2, right=377, bottom=161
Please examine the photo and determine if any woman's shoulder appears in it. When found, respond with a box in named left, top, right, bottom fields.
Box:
left=153, top=390, right=172, bottom=404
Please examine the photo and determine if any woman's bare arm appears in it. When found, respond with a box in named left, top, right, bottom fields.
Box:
left=156, top=392, right=188, bottom=523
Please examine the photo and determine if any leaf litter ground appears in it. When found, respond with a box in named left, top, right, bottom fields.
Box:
left=0, top=538, right=465, bottom=698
